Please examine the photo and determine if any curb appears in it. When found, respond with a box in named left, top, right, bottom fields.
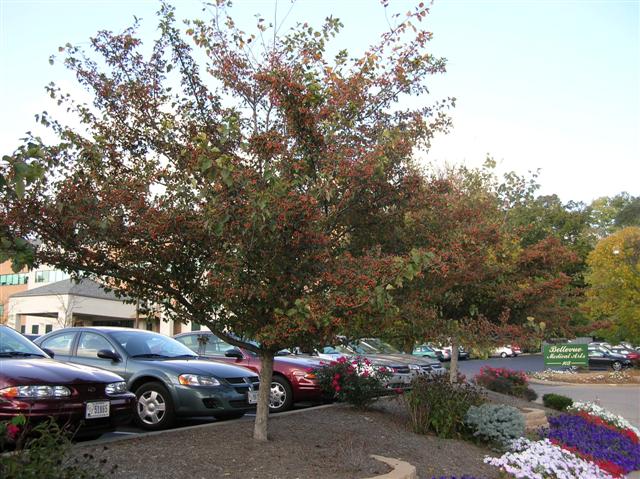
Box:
left=366, top=455, right=417, bottom=479
left=76, top=403, right=339, bottom=448
left=528, top=378, right=640, bottom=387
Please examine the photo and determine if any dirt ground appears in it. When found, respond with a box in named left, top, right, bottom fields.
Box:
left=79, top=398, right=505, bottom=479
left=530, top=368, right=640, bottom=384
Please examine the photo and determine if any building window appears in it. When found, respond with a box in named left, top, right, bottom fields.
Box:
left=34, top=270, right=68, bottom=284
left=45, top=324, right=53, bottom=333
left=0, top=273, right=28, bottom=286
left=0, top=303, right=3, bottom=317
left=20, top=325, right=26, bottom=333
left=191, top=322, right=201, bottom=331
left=31, top=325, right=39, bottom=335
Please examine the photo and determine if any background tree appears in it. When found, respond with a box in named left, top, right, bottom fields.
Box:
left=584, top=227, right=640, bottom=344
left=0, top=1, right=448, bottom=440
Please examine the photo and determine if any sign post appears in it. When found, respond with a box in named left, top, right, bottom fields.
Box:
left=543, top=344, right=588, bottom=368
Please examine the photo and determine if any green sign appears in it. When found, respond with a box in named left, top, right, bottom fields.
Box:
left=544, top=344, right=588, bottom=367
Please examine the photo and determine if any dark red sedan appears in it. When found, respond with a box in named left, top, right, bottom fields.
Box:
left=0, top=325, right=135, bottom=440
left=174, top=332, right=325, bottom=412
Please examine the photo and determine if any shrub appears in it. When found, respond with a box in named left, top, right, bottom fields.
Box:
left=403, top=373, right=485, bottom=438
left=314, top=356, right=392, bottom=409
left=0, top=417, right=115, bottom=479
left=474, top=366, right=537, bottom=401
left=543, top=393, right=573, bottom=411
left=464, top=403, right=525, bottom=447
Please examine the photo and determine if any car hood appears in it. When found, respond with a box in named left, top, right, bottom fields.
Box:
left=274, top=355, right=327, bottom=368
left=132, top=358, right=258, bottom=379
left=0, top=358, right=125, bottom=387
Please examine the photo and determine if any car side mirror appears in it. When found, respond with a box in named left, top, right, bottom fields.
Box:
left=224, top=348, right=243, bottom=359
left=97, top=349, right=121, bottom=362
left=42, top=348, right=55, bottom=358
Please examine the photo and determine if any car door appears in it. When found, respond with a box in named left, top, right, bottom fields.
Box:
left=73, top=331, right=129, bottom=380
left=588, top=349, right=607, bottom=369
left=38, top=331, right=79, bottom=362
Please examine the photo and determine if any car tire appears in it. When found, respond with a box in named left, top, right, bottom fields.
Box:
left=500, top=352, right=507, bottom=358
left=269, top=376, right=293, bottom=413
left=612, top=361, right=622, bottom=371
left=213, top=412, right=245, bottom=421
left=134, top=382, right=175, bottom=430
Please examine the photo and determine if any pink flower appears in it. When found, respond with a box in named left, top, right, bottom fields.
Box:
left=6, top=424, right=20, bottom=440
left=394, top=388, right=404, bottom=395
left=334, top=385, right=341, bottom=392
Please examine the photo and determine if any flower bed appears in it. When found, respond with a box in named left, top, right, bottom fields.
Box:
left=530, top=369, right=640, bottom=384
left=485, top=402, right=640, bottom=478
left=474, top=366, right=537, bottom=401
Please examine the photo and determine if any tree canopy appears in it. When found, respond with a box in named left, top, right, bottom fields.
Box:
left=0, top=1, right=448, bottom=440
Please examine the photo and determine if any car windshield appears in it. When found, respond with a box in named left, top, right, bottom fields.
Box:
left=357, top=338, right=401, bottom=354
left=0, top=327, right=47, bottom=357
left=322, top=344, right=355, bottom=355
left=111, top=331, right=197, bottom=359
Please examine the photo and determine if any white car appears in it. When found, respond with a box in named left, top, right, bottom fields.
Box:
left=491, top=346, right=514, bottom=358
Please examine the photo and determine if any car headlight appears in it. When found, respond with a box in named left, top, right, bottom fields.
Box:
left=0, top=385, right=71, bottom=399
left=178, top=374, right=221, bottom=386
left=105, top=382, right=128, bottom=395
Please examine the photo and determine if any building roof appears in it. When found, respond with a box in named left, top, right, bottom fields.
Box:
left=10, top=279, right=130, bottom=302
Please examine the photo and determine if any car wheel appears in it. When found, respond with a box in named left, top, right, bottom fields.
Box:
left=134, top=382, right=175, bottom=430
left=612, top=361, right=622, bottom=371
left=500, top=352, right=507, bottom=358
left=269, top=376, right=293, bottom=413
left=213, top=412, right=245, bottom=421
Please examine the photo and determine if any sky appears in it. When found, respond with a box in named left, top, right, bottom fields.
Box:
left=0, top=0, right=638, bottom=204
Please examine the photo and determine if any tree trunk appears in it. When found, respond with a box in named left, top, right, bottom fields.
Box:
left=449, top=335, right=459, bottom=383
left=253, top=352, right=274, bottom=441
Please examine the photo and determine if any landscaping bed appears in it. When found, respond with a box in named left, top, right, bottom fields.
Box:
left=78, top=400, right=500, bottom=479
left=529, top=369, right=640, bottom=384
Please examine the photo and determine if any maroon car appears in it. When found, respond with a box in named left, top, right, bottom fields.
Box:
left=174, top=332, right=324, bottom=412
left=0, top=325, right=135, bottom=439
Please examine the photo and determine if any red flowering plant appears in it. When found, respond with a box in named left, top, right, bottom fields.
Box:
left=474, top=366, right=537, bottom=401
left=0, top=415, right=26, bottom=451
left=314, top=356, right=393, bottom=409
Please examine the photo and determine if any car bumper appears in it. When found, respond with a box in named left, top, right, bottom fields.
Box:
left=0, top=394, right=136, bottom=436
left=172, top=384, right=257, bottom=417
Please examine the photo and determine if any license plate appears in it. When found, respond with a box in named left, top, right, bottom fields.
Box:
left=247, top=390, right=258, bottom=404
left=85, top=401, right=110, bottom=419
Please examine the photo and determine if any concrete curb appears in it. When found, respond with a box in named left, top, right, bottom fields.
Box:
left=76, top=403, right=339, bottom=448
left=365, top=455, right=417, bottom=479
left=528, top=378, right=640, bottom=387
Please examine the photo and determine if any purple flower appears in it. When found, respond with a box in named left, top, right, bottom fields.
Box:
left=544, top=413, right=640, bottom=473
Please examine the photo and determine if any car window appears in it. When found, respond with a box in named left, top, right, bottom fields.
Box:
left=77, top=332, right=114, bottom=358
left=203, top=337, right=235, bottom=355
left=0, top=327, right=46, bottom=356
left=111, top=330, right=196, bottom=358
left=40, top=332, right=77, bottom=355
left=588, top=350, right=603, bottom=358
left=175, top=334, right=200, bottom=352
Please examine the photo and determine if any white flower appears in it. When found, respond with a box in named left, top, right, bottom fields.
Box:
left=484, top=438, right=614, bottom=479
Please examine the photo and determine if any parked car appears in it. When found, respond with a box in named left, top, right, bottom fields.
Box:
left=608, top=345, right=640, bottom=362
left=174, top=331, right=324, bottom=413
left=317, top=338, right=444, bottom=388
left=0, top=325, right=135, bottom=440
left=442, top=346, right=470, bottom=360
left=490, top=346, right=515, bottom=358
left=508, top=344, right=522, bottom=356
left=587, top=347, right=633, bottom=371
left=21, top=334, right=41, bottom=342
left=35, top=327, right=259, bottom=430
left=427, top=344, right=451, bottom=361
left=412, top=344, right=439, bottom=360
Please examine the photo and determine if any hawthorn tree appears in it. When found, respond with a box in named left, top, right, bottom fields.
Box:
left=0, top=1, right=450, bottom=440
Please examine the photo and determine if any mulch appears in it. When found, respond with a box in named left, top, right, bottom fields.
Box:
left=79, top=397, right=506, bottom=479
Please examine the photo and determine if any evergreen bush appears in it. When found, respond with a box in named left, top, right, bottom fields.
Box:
left=464, top=403, right=525, bottom=447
